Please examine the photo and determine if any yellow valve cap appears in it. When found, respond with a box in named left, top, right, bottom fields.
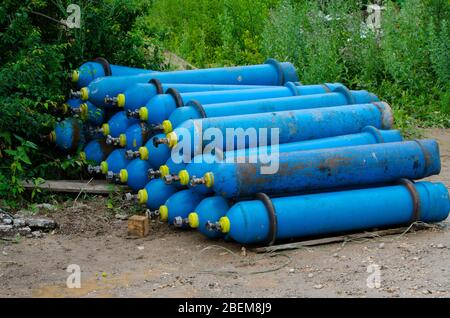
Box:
left=204, top=172, right=214, bottom=188
left=80, top=103, right=88, bottom=120
left=101, top=123, right=110, bottom=136
left=71, top=70, right=79, bottom=83
left=100, top=161, right=108, bottom=174
left=119, top=169, right=128, bottom=183
left=178, top=170, right=190, bottom=186
left=166, top=132, right=178, bottom=148
left=80, top=87, right=89, bottom=101
left=188, top=212, right=199, bottom=229
left=61, top=103, right=69, bottom=115
left=79, top=152, right=86, bottom=161
left=139, top=146, right=149, bottom=160
left=159, top=165, right=169, bottom=177
left=139, top=107, right=149, bottom=121
left=137, top=189, right=148, bottom=205
left=219, top=216, right=230, bottom=234
left=49, top=131, right=56, bottom=143
left=162, top=120, right=173, bottom=134
left=119, top=134, right=127, bottom=147
left=159, top=205, right=168, bottom=222
left=117, top=94, right=125, bottom=108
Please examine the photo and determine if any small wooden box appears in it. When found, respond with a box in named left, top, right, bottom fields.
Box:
left=127, top=215, right=149, bottom=237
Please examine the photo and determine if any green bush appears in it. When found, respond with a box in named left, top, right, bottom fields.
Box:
left=1, top=0, right=448, bottom=204
left=261, top=0, right=449, bottom=129
left=145, top=0, right=277, bottom=67
left=0, top=0, right=164, bottom=204
left=146, top=0, right=449, bottom=130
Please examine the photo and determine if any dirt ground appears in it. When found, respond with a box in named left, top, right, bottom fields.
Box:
left=1, top=129, right=449, bottom=298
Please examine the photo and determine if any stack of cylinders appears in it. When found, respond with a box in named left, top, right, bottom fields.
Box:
left=169, top=127, right=403, bottom=195
left=73, top=59, right=299, bottom=106
left=46, top=57, right=448, bottom=247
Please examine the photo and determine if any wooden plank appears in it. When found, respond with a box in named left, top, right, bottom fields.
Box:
left=163, top=50, right=197, bottom=70
left=21, top=180, right=129, bottom=194
left=253, top=227, right=412, bottom=253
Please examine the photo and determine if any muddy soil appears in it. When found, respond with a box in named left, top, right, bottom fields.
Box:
left=0, top=129, right=449, bottom=298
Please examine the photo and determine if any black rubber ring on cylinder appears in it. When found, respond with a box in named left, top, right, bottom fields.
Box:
left=149, top=78, right=163, bottom=94
left=69, top=121, right=82, bottom=154
left=362, top=126, right=385, bottom=144
left=413, top=139, right=432, bottom=176
left=255, top=192, right=278, bottom=246
left=331, top=84, right=356, bottom=104
left=186, top=100, right=207, bottom=118
left=372, top=101, right=383, bottom=113
left=93, top=57, right=112, bottom=76
left=284, top=82, right=300, bottom=96
left=371, top=101, right=393, bottom=130
left=396, top=178, right=421, bottom=223
left=166, top=88, right=184, bottom=108
left=321, top=84, right=331, bottom=93
left=264, top=58, right=284, bottom=86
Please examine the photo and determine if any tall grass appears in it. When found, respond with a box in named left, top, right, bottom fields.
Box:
left=146, top=0, right=450, bottom=129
